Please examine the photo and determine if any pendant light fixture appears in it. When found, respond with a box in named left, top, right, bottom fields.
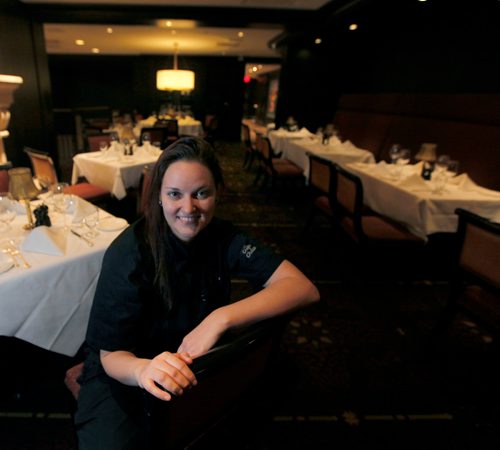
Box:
left=156, top=42, right=195, bottom=92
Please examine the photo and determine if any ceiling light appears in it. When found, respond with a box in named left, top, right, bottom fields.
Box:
left=348, top=24, right=358, bottom=31
left=314, top=38, right=322, bottom=44
left=75, top=39, right=85, bottom=46
left=238, top=31, right=244, bottom=38
left=156, top=42, right=195, bottom=92
left=91, top=48, right=100, bottom=54
left=106, top=27, right=113, bottom=34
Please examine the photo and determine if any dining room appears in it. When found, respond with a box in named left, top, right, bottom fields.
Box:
left=1, top=0, right=500, bottom=449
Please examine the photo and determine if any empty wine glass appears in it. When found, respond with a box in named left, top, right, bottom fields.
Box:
left=446, top=160, right=459, bottom=178
left=435, top=154, right=450, bottom=173
left=396, top=149, right=411, bottom=166
left=0, top=192, right=17, bottom=231
left=388, top=144, right=401, bottom=164
left=99, top=141, right=109, bottom=154
left=52, top=182, right=70, bottom=228
left=83, top=206, right=100, bottom=238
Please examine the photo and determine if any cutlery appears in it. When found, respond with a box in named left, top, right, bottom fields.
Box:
left=2, top=248, right=19, bottom=268
left=6, top=241, right=30, bottom=269
left=71, top=229, right=94, bottom=247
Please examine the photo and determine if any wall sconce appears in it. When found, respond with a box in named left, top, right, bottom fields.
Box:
left=156, top=43, right=195, bottom=92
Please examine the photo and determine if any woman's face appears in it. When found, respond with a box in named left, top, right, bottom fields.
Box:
left=160, top=160, right=217, bottom=242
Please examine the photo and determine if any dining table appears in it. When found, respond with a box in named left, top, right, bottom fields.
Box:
left=269, top=133, right=376, bottom=182
left=71, top=144, right=161, bottom=200
left=132, top=115, right=204, bottom=139
left=0, top=195, right=128, bottom=356
left=345, top=161, right=500, bottom=239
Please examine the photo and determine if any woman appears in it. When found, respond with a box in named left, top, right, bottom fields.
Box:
left=75, top=137, right=320, bottom=449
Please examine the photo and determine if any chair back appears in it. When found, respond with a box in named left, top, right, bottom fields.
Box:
left=334, top=164, right=362, bottom=217
left=456, top=208, right=500, bottom=290
left=87, top=134, right=113, bottom=151
left=155, top=119, right=179, bottom=144
left=140, top=127, right=166, bottom=147
left=308, top=154, right=333, bottom=194
left=24, top=147, right=58, bottom=188
left=137, top=165, right=152, bottom=215
left=0, top=162, right=12, bottom=192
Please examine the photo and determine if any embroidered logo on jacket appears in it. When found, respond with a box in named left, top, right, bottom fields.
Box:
left=242, top=244, right=256, bottom=258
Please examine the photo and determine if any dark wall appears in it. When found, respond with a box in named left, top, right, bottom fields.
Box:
left=274, top=1, right=500, bottom=131
left=0, top=0, right=54, bottom=167
left=48, top=54, right=248, bottom=141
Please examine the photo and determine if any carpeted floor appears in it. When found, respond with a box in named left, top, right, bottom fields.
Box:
left=1, top=140, right=499, bottom=449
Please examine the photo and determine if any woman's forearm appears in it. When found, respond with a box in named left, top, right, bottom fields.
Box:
left=100, top=350, right=149, bottom=387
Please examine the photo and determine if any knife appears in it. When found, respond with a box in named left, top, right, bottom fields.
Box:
left=71, top=229, right=94, bottom=247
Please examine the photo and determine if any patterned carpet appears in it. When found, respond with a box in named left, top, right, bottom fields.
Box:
left=1, top=140, right=499, bottom=449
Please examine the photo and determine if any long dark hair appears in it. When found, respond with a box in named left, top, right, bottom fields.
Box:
left=143, top=137, right=224, bottom=310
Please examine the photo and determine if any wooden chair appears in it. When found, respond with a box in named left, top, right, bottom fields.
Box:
left=253, top=135, right=303, bottom=190
left=154, top=119, right=179, bottom=145
left=433, top=208, right=500, bottom=339
left=331, top=163, right=424, bottom=280
left=0, top=162, right=12, bottom=192
left=241, top=123, right=257, bottom=169
left=303, top=153, right=335, bottom=232
left=136, top=165, right=152, bottom=216
left=24, top=147, right=111, bottom=206
left=64, top=318, right=287, bottom=449
left=86, top=133, right=113, bottom=152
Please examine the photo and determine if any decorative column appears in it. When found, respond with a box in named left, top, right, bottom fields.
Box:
left=0, top=74, right=23, bottom=164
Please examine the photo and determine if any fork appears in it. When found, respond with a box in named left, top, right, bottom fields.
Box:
left=7, top=240, right=31, bottom=269
left=2, top=248, right=20, bottom=268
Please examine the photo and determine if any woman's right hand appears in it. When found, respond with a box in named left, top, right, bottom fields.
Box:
left=135, top=351, right=198, bottom=401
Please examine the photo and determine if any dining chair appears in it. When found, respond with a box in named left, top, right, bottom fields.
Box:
left=24, top=147, right=111, bottom=206
left=431, top=208, right=500, bottom=342
left=241, top=123, right=257, bottom=170
left=140, top=127, right=168, bottom=149
left=86, top=133, right=113, bottom=152
left=154, top=119, right=179, bottom=145
left=136, top=165, right=152, bottom=216
left=64, top=317, right=288, bottom=449
left=303, top=153, right=336, bottom=233
left=0, top=162, right=12, bottom=192
left=253, top=135, right=303, bottom=191
left=331, top=163, right=425, bottom=279
left=203, top=114, right=218, bottom=146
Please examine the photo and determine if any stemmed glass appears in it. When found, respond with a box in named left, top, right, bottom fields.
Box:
left=99, top=141, right=109, bottom=154
left=434, top=154, right=450, bottom=173
left=83, top=206, right=100, bottom=238
left=52, top=182, right=71, bottom=228
left=0, top=192, right=17, bottom=232
left=388, top=144, right=401, bottom=164
left=393, top=148, right=411, bottom=179
left=446, top=160, right=459, bottom=178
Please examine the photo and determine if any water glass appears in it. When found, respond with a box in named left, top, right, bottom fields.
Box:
left=99, top=141, right=109, bottom=154
left=83, top=207, right=100, bottom=238
left=388, top=144, right=401, bottom=163
left=0, top=192, right=17, bottom=231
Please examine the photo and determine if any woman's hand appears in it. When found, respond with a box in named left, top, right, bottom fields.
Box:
left=134, top=351, right=198, bottom=401
left=177, top=311, right=227, bottom=358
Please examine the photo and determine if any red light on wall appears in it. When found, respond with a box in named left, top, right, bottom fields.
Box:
left=243, top=74, right=251, bottom=83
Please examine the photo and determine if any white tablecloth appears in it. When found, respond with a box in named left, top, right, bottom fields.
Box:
left=268, top=127, right=314, bottom=153
left=345, top=162, right=500, bottom=239
left=0, top=199, right=125, bottom=356
left=132, top=115, right=203, bottom=139
left=281, top=138, right=376, bottom=181
left=72, top=148, right=160, bottom=200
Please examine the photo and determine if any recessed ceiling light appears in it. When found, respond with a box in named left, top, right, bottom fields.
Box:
left=314, top=38, right=322, bottom=44
left=106, top=27, right=113, bottom=34
left=166, top=21, right=173, bottom=27
left=91, top=48, right=100, bottom=54
left=75, top=39, right=85, bottom=46
left=238, top=31, right=244, bottom=38
left=349, top=24, right=358, bottom=31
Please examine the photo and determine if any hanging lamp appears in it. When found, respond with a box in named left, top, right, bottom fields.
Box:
left=156, top=42, right=195, bottom=91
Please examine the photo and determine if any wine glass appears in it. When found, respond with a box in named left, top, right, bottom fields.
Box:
left=52, top=182, right=70, bottom=228
left=388, top=144, right=401, bottom=164
left=396, top=149, right=411, bottom=166
left=83, top=206, right=100, bottom=238
left=99, top=141, right=109, bottom=154
left=446, top=160, right=459, bottom=178
left=0, top=192, right=17, bottom=231
left=435, top=154, right=450, bottom=173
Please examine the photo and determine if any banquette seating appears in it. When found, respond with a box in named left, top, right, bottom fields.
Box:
left=332, top=94, right=500, bottom=191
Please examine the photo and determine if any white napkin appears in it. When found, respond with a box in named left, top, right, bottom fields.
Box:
left=72, top=197, right=97, bottom=223
left=21, top=226, right=66, bottom=256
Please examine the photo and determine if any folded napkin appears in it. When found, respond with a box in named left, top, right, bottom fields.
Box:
left=72, top=197, right=98, bottom=223
left=21, top=225, right=66, bottom=256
